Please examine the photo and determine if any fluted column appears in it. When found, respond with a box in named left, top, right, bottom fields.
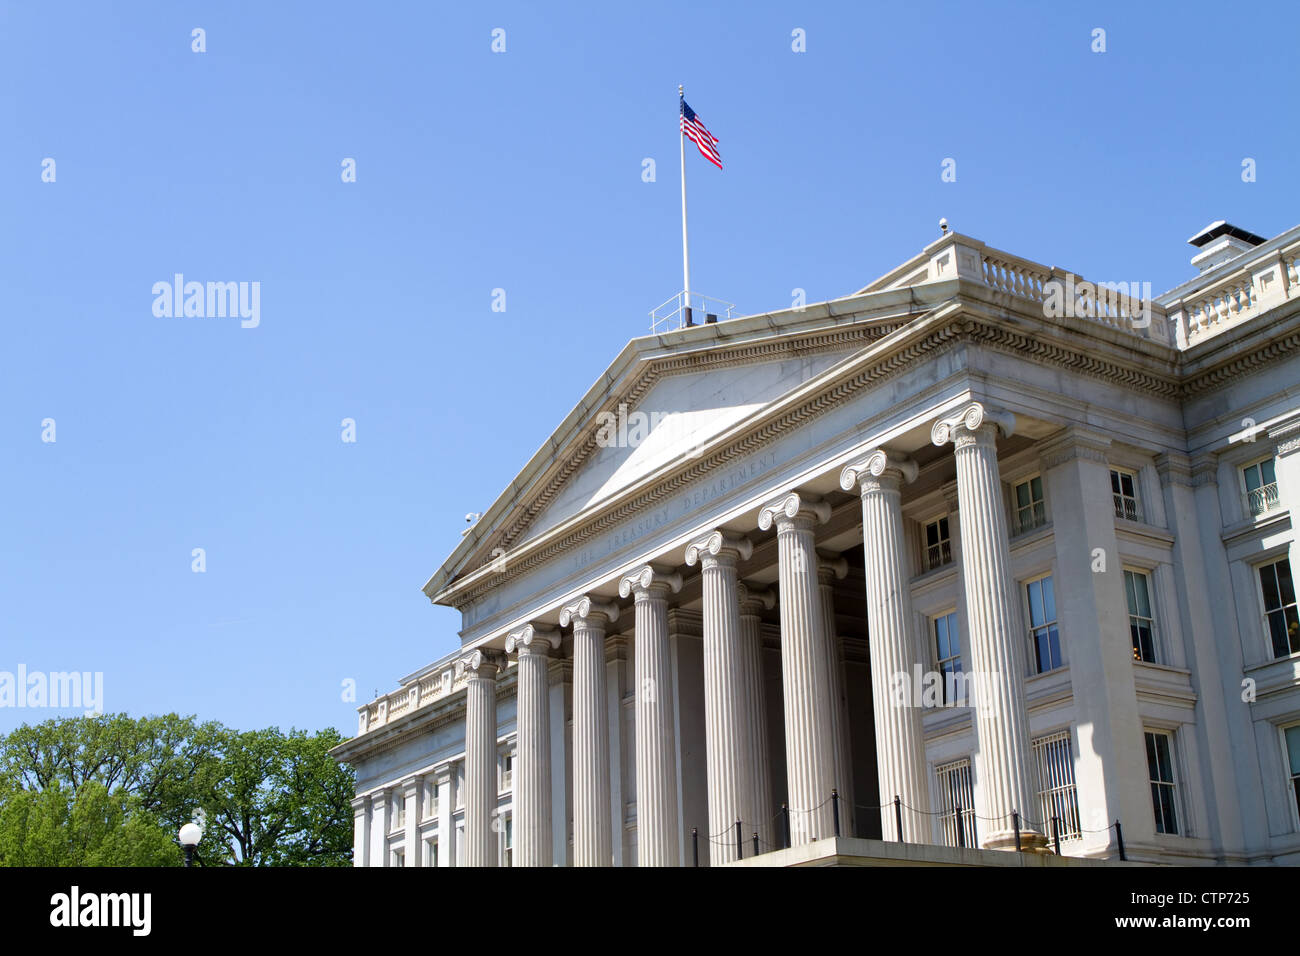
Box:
left=619, top=565, right=683, bottom=866
left=505, top=623, right=560, bottom=867
left=737, top=582, right=776, bottom=850
left=816, top=552, right=855, bottom=838
left=932, top=402, right=1044, bottom=848
left=457, top=649, right=501, bottom=867
left=758, top=492, right=836, bottom=844
left=686, top=531, right=755, bottom=864
left=560, top=596, right=619, bottom=866
left=841, top=449, right=931, bottom=842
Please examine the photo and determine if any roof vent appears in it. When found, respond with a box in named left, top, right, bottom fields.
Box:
left=1187, top=221, right=1268, bottom=274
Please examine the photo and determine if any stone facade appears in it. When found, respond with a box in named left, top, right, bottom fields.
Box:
left=332, top=222, right=1300, bottom=866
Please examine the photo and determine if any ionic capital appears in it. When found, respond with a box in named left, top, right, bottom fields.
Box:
left=617, top=564, right=683, bottom=600
left=757, top=491, right=831, bottom=532
left=504, top=623, right=561, bottom=656
left=839, top=448, right=918, bottom=494
left=559, top=595, right=620, bottom=628
left=930, top=402, right=1016, bottom=448
left=684, top=530, right=753, bottom=568
left=455, top=648, right=502, bottom=681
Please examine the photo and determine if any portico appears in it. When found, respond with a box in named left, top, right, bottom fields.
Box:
left=334, top=220, right=1300, bottom=867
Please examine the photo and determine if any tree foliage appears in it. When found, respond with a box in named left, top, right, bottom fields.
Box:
left=0, top=714, right=354, bottom=867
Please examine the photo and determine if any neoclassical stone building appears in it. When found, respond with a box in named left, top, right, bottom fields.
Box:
left=332, top=220, right=1300, bottom=866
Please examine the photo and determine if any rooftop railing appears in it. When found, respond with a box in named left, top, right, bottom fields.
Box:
left=649, top=291, right=738, bottom=334
left=357, top=663, right=467, bottom=736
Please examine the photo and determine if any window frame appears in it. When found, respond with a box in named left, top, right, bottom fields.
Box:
left=1144, top=730, right=1181, bottom=836
left=1282, top=724, right=1300, bottom=832
left=921, top=514, right=954, bottom=573
left=1256, top=555, right=1300, bottom=660
left=1110, top=467, right=1142, bottom=522
left=931, top=609, right=963, bottom=705
left=1011, top=474, right=1047, bottom=535
left=1123, top=567, right=1159, bottom=664
left=1241, top=456, right=1281, bottom=518
left=1025, top=573, right=1064, bottom=674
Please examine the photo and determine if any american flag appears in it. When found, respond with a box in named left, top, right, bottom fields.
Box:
left=680, top=98, right=722, bottom=170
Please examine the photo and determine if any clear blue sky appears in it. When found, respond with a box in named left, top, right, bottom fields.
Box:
left=1, top=1, right=1295, bottom=737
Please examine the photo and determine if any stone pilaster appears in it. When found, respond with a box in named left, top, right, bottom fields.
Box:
left=457, top=649, right=502, bottom=866
left=758, top=491, right=837, bottom=844
left=841, top=449, right=931, bottom=842
left=560, top=596, right=619, bottom=866
left=351, top=796, right=369, bottom=868
left=402, top=775, right=421, bottom=867
left=932, top=402, right=1042, bottom=848
left=619, top=566, right=684, bottom=866
left=686, top=531, right=755, bottom=864
left=737, top=582, right=776, bottom=850
left=505, top=623, right=560, bottom=867
left=816, top=551, right=855, bottom=838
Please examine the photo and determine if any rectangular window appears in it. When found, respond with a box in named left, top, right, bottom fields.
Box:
left=936, top=759, right=977, bottom=848
left=1033, top=732, right=1081, bottom=841
left=922, top=516, right=953, bottom=572
left=1027, top=575, right=1063, bottom=673
left=1285, top=726, right=1300, bottom=827
left=933, top=611, right=962, bottom=704
left=503, top=814, right=513, bottom=867
left=1145, top=731, right=1180, bottom=835
left=1259, top=558, right=1300, bottom=658
left=1012, top=475, right=1046, bottom=534
left=392, top=847, right=405, bottom=868
left=426, top=837, right=439, bottom=868
left=455, top=822, right=465, bottom=866
left=392, top=792, right=406, bottom=831
left=1243, top=458, right=1280, bottom=517
left=1110, top=468, right=1141, bottom=522
left=501, top=753, right=513, bottom=792
left=1124, top=569, right=1157, bottom=663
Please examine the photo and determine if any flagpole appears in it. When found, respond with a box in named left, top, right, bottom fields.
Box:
left=678, top=84, right=691, bottom=325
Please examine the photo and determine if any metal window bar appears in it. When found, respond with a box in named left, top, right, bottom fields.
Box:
left=1033, top=733, right=1081, bottom=841
left=936, top=760, right=977, bottom=849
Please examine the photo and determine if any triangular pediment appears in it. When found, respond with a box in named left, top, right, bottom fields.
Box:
left=517, top=349, right=856, bottom=545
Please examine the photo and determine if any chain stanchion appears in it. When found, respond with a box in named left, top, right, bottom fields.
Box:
left=1115, top=819, right=1126, bottom=861
left=1013, top=810, right=1021, bottom=852
left=955, top=806, right=966, bottom=848
left=781, top=803, right=791, bottom=849
left=894, top=795, right=904, bottom=844
left=692, top=827, right=699, bottom=867
left=1051, top=816, right=1061, bottom=855
left=735, top=820, right=743, bottom=861
left=831, top=789, right=841, bottom=838
left=752, top=831, right=759, bottom=857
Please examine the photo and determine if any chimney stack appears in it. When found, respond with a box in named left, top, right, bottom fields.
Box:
left=1187, top=221, right=1268, bottom=274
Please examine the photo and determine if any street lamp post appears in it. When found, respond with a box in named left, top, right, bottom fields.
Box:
left=179, top=822, right=202, bottom=867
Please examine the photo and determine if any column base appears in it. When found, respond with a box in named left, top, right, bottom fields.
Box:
left=981, top=829, right=1049, bottom=852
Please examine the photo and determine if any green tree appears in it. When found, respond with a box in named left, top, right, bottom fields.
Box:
left=191, top=726, right=354, bottom=867
left=0, top=715, right=354, bottom=867
left=0, top=781, right=178, bottom=866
